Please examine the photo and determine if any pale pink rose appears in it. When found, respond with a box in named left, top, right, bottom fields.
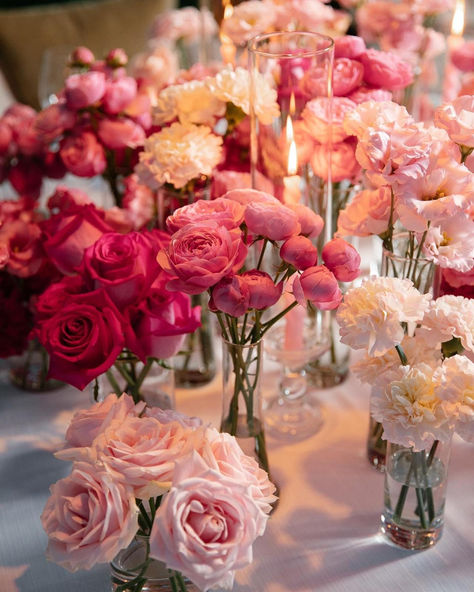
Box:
left=211, top=170, right=274, bottom=199
left=97, top=118, right=145, bottom=149
left=145, top=407, right=203, bottom=428
left=434, top=96, right=474, bottom=148
left=322, top=238, right=361, bottom=282
left=241, top=269, right=283, bottom=310
left=288, top=204, right=324, bottom=238
left=149, top=452, right=268, bottom=591
left=360, top=49, right=414, bottom=90
left=451, top=41, right=474, bottom=72
left=302, top=97, right=356, bottom=143
left=65, top=71, right=106, bottom=110
left=166, top=197, right=245, bottom=233
left=333, top=58, right=364, bottom=96
left=130, top=42, right=179, bottom=92
left=102, top=76, right=137, bottom=114
left=334, top=35, right=366, bottom=59
left=292, top=265, right=342, bottom=310
left=35, top=102, right=76, bottom=143
left=222, top=188, right=280, bottom=207
left=311, top=140, right=361, bottom=183
left=209, top=275, right=250, bottom=317
left=422, top=214, right=474, bottom=273
left=337, top=186, right=392, bottom=237
left=347, top=87, right=392, bottom=104
left=59, top=131, right=106, bottom=177
left=157, top=221, right=248, bottom=295
left=244, top=202, right=301, bottom=241
left=280, top=235, right=318, bottom=270
left=221, top=0, right=274, bottom=45
left=41, top=462, right=138, bottom=571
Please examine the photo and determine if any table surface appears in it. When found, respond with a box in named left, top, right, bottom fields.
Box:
left=0, top=352, right=473, bottom=592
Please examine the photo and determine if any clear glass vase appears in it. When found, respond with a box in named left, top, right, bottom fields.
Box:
left=381, top=438, right=452, bottom=550
left=111, top=537, right=200, bottom=592
left=8, top=338, right=63, bottom=392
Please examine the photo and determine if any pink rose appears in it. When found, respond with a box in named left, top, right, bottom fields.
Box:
left=241, top=269, right=283, bottom=310
left=335, top=35, right=366, bottom=59
left=292, top=265, right=343, bottom=309
left=322, top=238, right=361, bottom=282
left=37, top=289, right=127, bottom=389
left=347, top=86, right=392, bottom=104
left=288, top=204, right=324, bottom=238
left=149, top=452, right=267, bottom=592
left=360, top=49, right=414, bottom=90
left=158, top=221, right=248, bottom=295
left=245, top=202, right=301, bottom=241
left=311, top=141, right=361, bottom=183
left=302, top=97, right=356, bottom=143
left=333, top=58, right=364, bottom=96
left=280, top=236, right=318, bottom=270
left=451, top=41, right=474, bottom=72
left=65, top=71, right=106, bottom=110
left=222, top=188, right=280, bottom=207
left=82, top=231, right=161, bottom=308
left=97, top=117, right=144, bottom=150
left=47, top=185, right=91, bottom=213
left=41, top=462, right=138, bottom=571
left=102, top=76, right=137, bottom=114
left=35, top=103, right=76, bottom=144
left=34, top=276, right=85, bottom=321
left=166, top=197, right=245, bottom=233
left=209, top=275, right=250, bottom=317
left=60, top=131, right=107, bottom=177
left=122, top=174, right=156, bottom=229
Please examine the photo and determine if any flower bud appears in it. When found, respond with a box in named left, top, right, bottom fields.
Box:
left=322, top=238, right=361, bottom=282
left=280, top=236, right=318, bottom=270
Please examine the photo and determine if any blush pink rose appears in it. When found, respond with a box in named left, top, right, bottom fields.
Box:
left=347, top=86, right=392, bottom=104
left=35, top=103, right=76, bottom=143
left=360, top=49, right=414, bottom=90
left=166, top=198, right=245, bottom=233
left=280, top=235, right=318, bottom=270
left=65, top=71, right=106, bottom=110
left=451, top=41, right=474, bottom=72
left=292, top=265, right=343, bottom=310
left=302, top=97, right=356, bottom=143
left=321, top=238, right=361, bottom=282
left=157, top=221, right=248, bottom=295
left=41, top=462, right=138, bottom=571
left=244, top=202, right=301, bottom=241
left=334, top=35, right=366, bottom=59
left=59, top=131, right=107, bottom=177
left=333, top=58, right=364, bottom=96
left=288, top=204, right=324, bottom=238
left=311, top=140, right=361, bottom=183
left=209, top=275, right=250, bottom=317
left=97, top=118, right=145, bottom=149
left=102, top=76, right=137, bottom=114
left=241, top=269, right=282, bottom=309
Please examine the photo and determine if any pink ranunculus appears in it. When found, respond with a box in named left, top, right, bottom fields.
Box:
left=302, top=97, right=356, bottom=143
left=244, top=202, right=301, bottom=241
left=211, top=170, right=274, bottom=199
left=292, top=265, right=343, bottom=310
left=157, top=221, right=247, bottom=295
left=166, top=197, right=245, bottom=233
left=241, top=269, right=283, bottom=310
left=360, top=49, right=414, bottom=90
left=42, top=204, right=113, bottom=274
left=434, top=95, right=474, bottom=148
left=82, top=231, right=161, bottom=308
left=59, top=131, right=107, bottom=177
left=322, top=238, right=361, bottom=282
left=451, top=40, right=474, bottom=72
left=65, top=71, right=106, bottom=110
left=222, top=188, right=280, bottom=206
left=288, top=204, right=324, bottom=238
left=102, top=76, right=137, bottom=114
left=37, top=289, right=128, bottom=389
left=280, top=235, right=318, bottom=270
left=35, top=103, right=76, bottom=144
left=41, top=461, right=138, bottom=571
left=333, top=58, right=364, bottom=96
left=347, top=86, right=392, bottom=104
left=209, top=275, right=250, bottom=317
left=311, top=140, right=361, bottom=183
left=149, top=452, right=267, bottom=592
left=3, top=103, right=36, bottom=130
left=334, top=35, right=366, bottom=59
left=97, top=118, right=145, bottom=149
left=337, top=186, right=393, bottom=237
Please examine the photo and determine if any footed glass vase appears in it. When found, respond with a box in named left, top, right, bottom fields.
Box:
left=111, top=537, right=199, bottom=592
left=8, top=339, right=63, bottom=392
left=381, top=438, right=452, bottom=550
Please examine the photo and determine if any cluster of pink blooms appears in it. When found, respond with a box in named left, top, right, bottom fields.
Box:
left=41, top=394, right=276, bottom=590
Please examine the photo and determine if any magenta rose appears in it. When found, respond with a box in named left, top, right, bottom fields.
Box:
left=157, top=221, right=248, bottom=295
left=280, top=236, right=318, bottom=270
left=333, top=58, right=364, bottom=96
left=292, top=266, right=343, bottom=310
left=65, top=71, right=106, bottom=110
left=41, top=461, right=138, bottom=571
left=241, top=270, right=283, bottom=310
left=81, top=231, right=161, bottom=308
left=288, top=204, right=324, bottom=238
left=37, top=289, right=127, bottom=389
left=60, top=130, right=107, bottom=177
left=322, top=238, right=361, bottom=282
left=166, top=198, right=245, bottom=233
left=209, top=275, right=250, bottom=317
left=334, top=35, right=366, bottom=59
left=245, top=202, right=301, bottom=241
left=35, top=103, right=76, bottom=144
left=102, top=76, right=137, bottom=114
left=97, top=118, right=145, bottom=149
left=360, top=49, right=413, bottom=90
left=34, top=276, right=85, bottom=321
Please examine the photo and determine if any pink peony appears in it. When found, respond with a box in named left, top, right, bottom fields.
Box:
left=321, top=238, right=361, bottom=282
left=334, top=35, right=366, bottom=59
left=359, top=49, right=414, bottom=90
left=288, top=204, right=324, bottom=238
left=302, top=97, right=356, bottom=143
left=333, top=58, right=364, bottom=96
left=280, top=236, right=318, bottom=270
left=59, top=131, right=107, bottom=177
left=102, top=77, right=137, bottom=114
left=65, top=71, right=106, bottom=110
left=70, top=46, right=95, bottom=67
left=222, top=188, right=280, bottom=207
left=241, top=269, right=283, bottom=310
left=209, top=275, right=250, bottom=317
left=166, top=197, right=245, bottom=233
left=311, top=140, right=360, bottom=183
left=97, top=118, right=145, bottom=149
left=292, top=266, right=343, bottom=310
left=244, top=202, right=301, bottom=241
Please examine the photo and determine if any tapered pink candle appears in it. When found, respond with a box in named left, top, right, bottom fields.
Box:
left=284, top=303, right=305, bottom=351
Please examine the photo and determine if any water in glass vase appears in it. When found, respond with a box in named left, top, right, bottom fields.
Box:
left=220, top=414, right=266, bottom=460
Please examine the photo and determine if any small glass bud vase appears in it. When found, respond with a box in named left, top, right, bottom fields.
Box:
left=381, top=438, right=452, bottom=550
left=8, top=339, right=63, bottom=392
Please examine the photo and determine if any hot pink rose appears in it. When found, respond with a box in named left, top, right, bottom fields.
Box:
left=60, top=131, right=107, bottom=177
left=288, top=204, right=324, bottom=238
left=241, top=269, right=283, bottom=310
left=166, top=198, right=245, bottom=233
left=102, top=76, right=137, bottom=114
left=65, top=71, right=106, bottom=110
left=333, top=58, right=364, bottom=96
left=347, top=86, right=393, bottom=104
left=451, top=40, right=474, bottom=72
left=35, top=103, right=76, bottom=144
left=360, top=49, right=414, bottom=90
left=158, top=221, right=248, bottom=295
left=209, top=275, right=250, bottom=317
left=280, top=235, right=318, bottom=270
left=41, top=462, right=138, bottom=571
left=34, top=276, right=85, bottom=321
left=37, top=289, right=127, bottom=389
left=335, top=35, right=366, bottom=59
left=311, top=140, right=361, bottom=183
left=322, top=238, right=361, bottom=282
left=302, top=97, right=356, bottom=143
left=245, top=202, right=301, bottom=241
left=292, top=265, right=343, bottom=310
left=97, top=118, right=144, bottom=149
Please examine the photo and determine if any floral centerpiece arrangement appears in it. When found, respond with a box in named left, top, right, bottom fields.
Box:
left=336, top=275, right=474, bottom=549
left=41, top=393, right=276, bottom=591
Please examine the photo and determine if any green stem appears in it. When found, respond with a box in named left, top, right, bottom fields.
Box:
left=395, top=345, right=408, bottom=366
left=106, top=367, right=122, bottom=396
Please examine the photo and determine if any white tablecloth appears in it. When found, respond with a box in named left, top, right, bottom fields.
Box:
left=0, top=354, right=473, bottom=592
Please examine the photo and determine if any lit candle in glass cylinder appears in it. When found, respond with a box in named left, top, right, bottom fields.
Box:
left=443, top=0, right=465, bottom=101
left=283, top=108, right=301, bottom=205
left=219, top=1, right=236, bottom=65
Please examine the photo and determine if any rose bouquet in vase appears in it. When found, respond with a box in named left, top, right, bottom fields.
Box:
left=41, top=393, right=277, bottom=591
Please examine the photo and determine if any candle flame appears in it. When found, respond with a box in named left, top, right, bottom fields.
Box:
left=286, top=115, right=298, bottom=175
left=451, top=0, right=465, bottom=36
left=289, top=92, right=295, bottom=116
left=219, top=1, right=234, bottom=45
